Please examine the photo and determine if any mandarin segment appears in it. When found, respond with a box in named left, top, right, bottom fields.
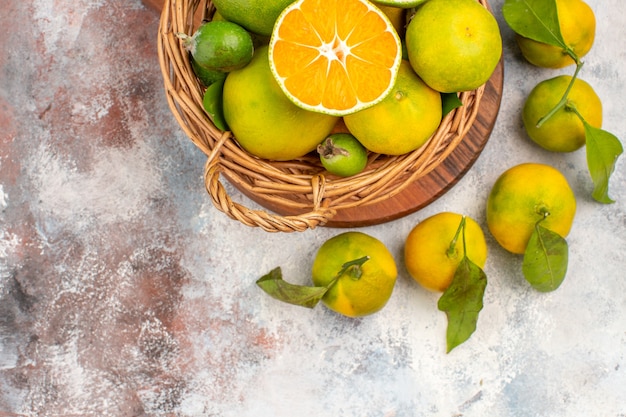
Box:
left=277, top=9, right=321, bottom=46
left=301, top=0, right=338, bottom=41
left=348, top=10, right=389, bottom=41
left=324, top=61, right=358, bottom=110
left=284, top=59, right=336, bottom=107
left=271, top=42, right=319, bottom=78
left=351, top=33, right=398, bottom=67
left=336, top=2, right=370, bottom=39
left=346, top=58, right=393, bottom=102
left=269, top=0, right=402, bottom=116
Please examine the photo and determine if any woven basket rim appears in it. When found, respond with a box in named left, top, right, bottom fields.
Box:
left=157, top=0, right=487, bottom=232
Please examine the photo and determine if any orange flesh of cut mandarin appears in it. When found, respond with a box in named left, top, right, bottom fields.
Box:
left=269, top=0, right=401, bottom=116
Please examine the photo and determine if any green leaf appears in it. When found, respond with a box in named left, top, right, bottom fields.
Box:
left=502, top=0, right=566, bottom=48
left=202, top=77, right=229, bottom=131
left=191, top=57, right=227, bottom=87
left=584, top=122, right=623, bottom=204
left=256, top=257, right=369, bottom=310
left=437, top=257, right=487, bottom=353
left=256, top=267, right=328, bottom=309
left=522, top=223, right=568, bottom=292
left=442, top=92, right=463, bottom=117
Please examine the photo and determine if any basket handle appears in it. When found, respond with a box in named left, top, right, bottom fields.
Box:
left=203, top=133, right=337, bottom=233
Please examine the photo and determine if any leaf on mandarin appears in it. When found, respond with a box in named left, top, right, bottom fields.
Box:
left=584, top=122, right=623, bottom=204
left=256, top=267, right=329, bottom=308
left=442, top=92, right=463, bottom=117
left=522, top=223, right=568, bottom=292
left=502, top=0, right=566, bottom=48
left=437, top=257, right=487, bottom=353
left=202, top=77, right=229, bottom=131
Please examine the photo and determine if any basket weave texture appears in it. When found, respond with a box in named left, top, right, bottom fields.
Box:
left=157, top=0, right=486, bottom=232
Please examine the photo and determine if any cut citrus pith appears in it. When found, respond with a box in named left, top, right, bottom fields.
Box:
left=268, top=0, right=403, bottom=116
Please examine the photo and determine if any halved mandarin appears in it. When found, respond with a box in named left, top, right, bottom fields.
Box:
left=268, top=0, right=402, bottom=116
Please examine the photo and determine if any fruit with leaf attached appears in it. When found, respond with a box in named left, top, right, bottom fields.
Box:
left=486, top=163, right=576, bottom=255
left=522, top=75, right=602, bottom=152
left=516, top=0, right=596, bottom=68
left=404, top=212, right=488, bottom=292
left=312, top=232, right=398, bottom=318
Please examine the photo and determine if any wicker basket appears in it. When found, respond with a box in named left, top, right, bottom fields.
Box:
left=157, top=0, right=487, bottom=232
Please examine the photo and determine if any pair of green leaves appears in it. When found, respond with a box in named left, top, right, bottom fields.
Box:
left=503, top=0, right=623, bottom=204
left=439, top=212, right=570, bottom=352
left=202, top=78, right=229, bottom=131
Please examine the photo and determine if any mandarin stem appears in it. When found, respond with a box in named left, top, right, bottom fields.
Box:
left=335, top=256, right=370, bottom=281
left=565, top=45, right=581, bottom=68
left=461, top=216, right=468, bottom=258
left=566, top=102, right=587, bottom=124
left=535, top=207, right=551, bottom=225
left=447, top=216, right=466, bottom=258
left=536, top=60, right=585, bottom=128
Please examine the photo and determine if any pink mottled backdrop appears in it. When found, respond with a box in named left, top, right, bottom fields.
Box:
left=0, top=1, right=216, bottom=414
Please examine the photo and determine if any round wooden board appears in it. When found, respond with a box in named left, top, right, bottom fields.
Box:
left=231, top=60, right=504, bottom=228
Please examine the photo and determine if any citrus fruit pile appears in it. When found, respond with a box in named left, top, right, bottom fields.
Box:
left=184, top=0, right=502, bottom=167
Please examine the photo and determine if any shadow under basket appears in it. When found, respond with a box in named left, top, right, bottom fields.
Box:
left=157, top=0, right=503, bottom=232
